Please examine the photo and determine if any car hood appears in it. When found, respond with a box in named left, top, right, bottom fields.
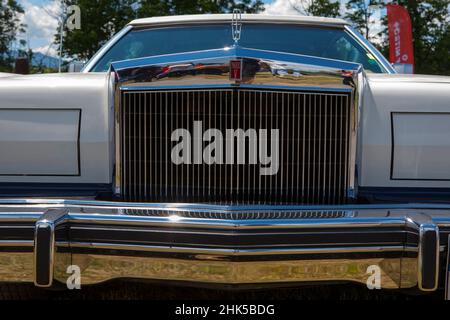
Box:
left=0, top=72, right=108, bottom=86
left=0, top=72, right=16, bottom=78
left=366, top=73, right=450, bottom=84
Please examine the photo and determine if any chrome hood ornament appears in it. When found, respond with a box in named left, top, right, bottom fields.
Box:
left=232, top=9, right=242, bottom=45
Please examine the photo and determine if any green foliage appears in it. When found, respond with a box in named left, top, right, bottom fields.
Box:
left=291, top=0, right=340, bottom=17
left=57, top=0, right=137, bottom=60
left=393, top=0, right=450, bottom=75
left=232, top=0, right=265, bottom=13
left=59, top=0, right=264, bottom=60
left=0, top=0, right=25, bottom=71
left=30, top=65, right=59, bottom=74
left=432, top=25, right=450, bottom=75
left=377, top=0, right=450, bottom=75
left=344, top=0, right=383, bottom=40
left=308, top=0, right=340, bottom=17
left=138, top=0, right=264, bottom=15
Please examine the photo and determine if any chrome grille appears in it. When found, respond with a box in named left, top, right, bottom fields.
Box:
left=121, top=209, right=353, bottom=219
left=119, top=89, right=352, bottom=204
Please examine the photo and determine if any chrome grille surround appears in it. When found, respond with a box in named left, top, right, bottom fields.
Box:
left=111, top=46, right=362, bottom=204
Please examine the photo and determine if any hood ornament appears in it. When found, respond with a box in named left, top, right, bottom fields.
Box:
left=232, top=9, right=242, bottom=45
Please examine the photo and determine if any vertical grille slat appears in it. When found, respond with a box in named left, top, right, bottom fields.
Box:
left=120, top=88, right=352, bottom=204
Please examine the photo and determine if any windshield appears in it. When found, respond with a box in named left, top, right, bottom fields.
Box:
left=92, top=24, right=385, bottom=73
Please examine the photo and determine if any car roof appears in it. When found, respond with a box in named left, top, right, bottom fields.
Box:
left=129, top=14, right=349, bottom=28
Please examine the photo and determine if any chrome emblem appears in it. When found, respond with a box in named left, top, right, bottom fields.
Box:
left=232, top=9, right=242, bottom=45
left=230, top=59, right=243, bottom=81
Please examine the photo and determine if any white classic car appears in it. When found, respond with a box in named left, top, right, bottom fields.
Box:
left=0, top=14, right=450, bottom=296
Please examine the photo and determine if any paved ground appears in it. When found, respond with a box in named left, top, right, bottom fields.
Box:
left=0, top=281, right=443, bottom=300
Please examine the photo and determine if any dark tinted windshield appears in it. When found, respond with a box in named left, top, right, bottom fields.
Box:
left=93, top=24, right=384, bottom=73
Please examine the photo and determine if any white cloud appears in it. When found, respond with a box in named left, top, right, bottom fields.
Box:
left=264, top=0, right=300, bottom=15
left=19, top=0, right=61, bottom=55
left=34, top=44, right=58, bottom=57
left=264, top=0, right=347, bottom=16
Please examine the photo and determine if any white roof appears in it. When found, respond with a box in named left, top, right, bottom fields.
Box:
left=129, top=14, right=348, bottom=28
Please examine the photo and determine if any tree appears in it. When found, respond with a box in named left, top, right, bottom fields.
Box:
left=0, top=0, right=25, bottom=71
left=290, top=0, right=341, bottom=17
left=433, top=25, right=450, bottom=75
left=136, top=0, right=171, bottom=17
left=345, top=0, right=384, bottom=40
left=378, top=0, right=450, bottom=75
left=138, top=0, right=264, bottom=16
left=57, top=0, right=137, bottom=60
left=230, top=0, right=265, bottom=13
left=59, top=0, right=264, bottom=60
left=396, top=0, right=449, bottom=75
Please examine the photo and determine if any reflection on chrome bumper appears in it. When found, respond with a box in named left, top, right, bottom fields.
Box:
left=0, top=199, right=449, bottom=291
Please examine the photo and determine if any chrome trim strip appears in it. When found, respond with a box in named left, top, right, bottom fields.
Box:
left=445, top=235, right=450, bottom=300
left=114, top=75, right=122, bottom=195
left=347, top=67, right=365, bottom=198
left=0, top=240, right=34, bottom=247
left=66, top=214, right=406, bottom=230
left=128, top=15, right=349, bottom=29
left=5, top=198, right=450, bottom=210
left=344, top=25, right=396, bottom=74
left=0, top=241, right=423, bottom=254
left=119, top=84, right=354, bottom=93
left=69, top=242, right=406, bottom=256
left=0, top=213, right=42, bottom=222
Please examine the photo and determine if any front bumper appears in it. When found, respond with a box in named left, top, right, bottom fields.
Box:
left=1, top=199, right=449, bottom=291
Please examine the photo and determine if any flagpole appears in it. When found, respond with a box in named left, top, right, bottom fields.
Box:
left=58, top=20, right=64, bottom=73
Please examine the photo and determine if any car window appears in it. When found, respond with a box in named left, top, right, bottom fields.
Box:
left=92, top=24, right=384, bottom=73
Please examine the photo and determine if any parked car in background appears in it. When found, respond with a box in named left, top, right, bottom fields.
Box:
left=0, top=14, right=449, bottom=298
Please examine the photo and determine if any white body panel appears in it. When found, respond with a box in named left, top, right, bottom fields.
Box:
left=360, top=74, right=450, bottom=188
left=392, top=113, right=450, bottom=180
left=0, top=73, right=112, bottom=184
left=0, top=109, right=80, bottom=175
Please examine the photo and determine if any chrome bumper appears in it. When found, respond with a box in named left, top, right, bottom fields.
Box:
left=1, top=199, right=449, bottom=291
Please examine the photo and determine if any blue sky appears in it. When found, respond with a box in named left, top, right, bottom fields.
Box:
left=17, top=0, right=62, bottom=54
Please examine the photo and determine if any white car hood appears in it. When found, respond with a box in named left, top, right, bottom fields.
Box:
left=0, top=72, right=16, bottom=78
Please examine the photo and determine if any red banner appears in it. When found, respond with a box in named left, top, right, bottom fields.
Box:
left=387, top=4, right=414, bottom=72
